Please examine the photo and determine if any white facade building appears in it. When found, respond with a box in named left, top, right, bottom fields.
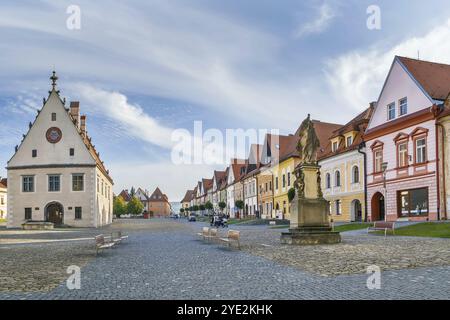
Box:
left=6, top=72, right=114, bottom=228
left=0, top=179, right=6, bottom=219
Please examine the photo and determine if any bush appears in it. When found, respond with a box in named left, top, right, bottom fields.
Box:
left=288, top=187, right=296, bottom=202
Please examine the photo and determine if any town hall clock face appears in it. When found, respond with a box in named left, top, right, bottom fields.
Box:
left=46, top=127, right=62, bottom=144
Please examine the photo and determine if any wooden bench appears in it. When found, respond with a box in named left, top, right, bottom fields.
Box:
left=197, top=227, right=210, bottom=240
left=219, top=230, right=241, bottom=250
left=111, top=231, right=129, bottom=244
left=367, top=221, right=395, bottom=237
left=95, top=234, right=115, bottom=255
left=204, top=228, right=218, bottom=242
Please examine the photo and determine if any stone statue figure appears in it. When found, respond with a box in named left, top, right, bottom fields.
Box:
left=296, top=114, right=321, bottom=165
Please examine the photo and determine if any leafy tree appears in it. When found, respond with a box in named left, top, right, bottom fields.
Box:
left=113, top=196, right=127, bottom=217
left=288, top=187, right=296, bottom=203
left=235, top=200, right=244, bottom=210
left=205, top=201, right=213, bottom=210
left=180, top=208, right=185, bottom=214
left=193, top=205, right=199, bottom=212
left=130, top=186, right=136, bottom=197
left=218, top=201, right=226, bottom=212
left=199, top=204, right=206, bottom=211
left=127, top=196, right=144, bottom=215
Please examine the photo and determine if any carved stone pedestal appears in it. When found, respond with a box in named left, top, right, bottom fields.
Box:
left=281, top=164, right=341, bottom=245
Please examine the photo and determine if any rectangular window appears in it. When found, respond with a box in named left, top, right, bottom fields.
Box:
left=101, top=180, right=104, bottom=196
left=22, top=176, right=34, bottom=192
left=398, top=142, right=408, bottom=167
left=265, top=183, right=268, bottom=193
left=75, top=207, right=82, bottom=220
left=32, top=149, right=37, bottom=158
left=48, top=175, right=61, bottom=192
left=332, top=141, right=338, bottom=152
left=70, top=148, right=75, bottom=156
left=287, top=172, right=291, bottom=186
left=275, top=177, right=279, bottom=190
left=415, top=138, right=427, bottom=163
left=335, top=200, right=341, bottom=215
left=399, top=97, right=408, bottom=116
left=346, top=136, right=352, bottom=147
left=51, top=113, right=56, bottom=121
left=72, top=174, right=84, bottom=191
left=25, top=208, right=32, bottom=220
left=269, top=181, right=272, bottom=191
left=374, top=150, right=383, bottom=172
left=97, top=177, right=100, bottom=192
left=387, top=102, right=396, bottom=120
left=398, top=188, right=428, bottom=217
left=282, top=174, right=286, bottom=188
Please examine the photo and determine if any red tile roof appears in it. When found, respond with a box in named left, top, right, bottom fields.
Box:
left=118, top=190, right=131, bottom=202
left=398, top=56, right=450, bottom=101
left=318, top=105, right=374, bottom=160
left=148, top=187, right=169, bottom=203
left=181, top=190, right=194, bottom=203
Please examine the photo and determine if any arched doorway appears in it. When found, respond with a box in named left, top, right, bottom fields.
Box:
left=45, top=202, right=64, bottom=225
left=351, top=199, right=362, bottom=222
left=371, top=192, right=385, bottom=221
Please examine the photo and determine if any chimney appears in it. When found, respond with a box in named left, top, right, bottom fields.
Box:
left=70, top=102, right=80, bottom=127
left=80, top=115, right=87, bottom=134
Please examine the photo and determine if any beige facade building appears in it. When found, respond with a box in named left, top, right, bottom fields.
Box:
left=318, top=106, right=373, bottom=222
left=6, top=72, right=113, bottom=228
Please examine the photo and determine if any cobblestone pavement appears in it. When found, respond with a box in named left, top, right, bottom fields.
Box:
left=0, top=219, right=449, bottom=300
left=235, top=224, right=450, bottom=276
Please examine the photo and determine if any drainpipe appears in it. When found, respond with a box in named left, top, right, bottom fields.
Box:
left=436, top=121, right=446, bottom=220
left=358, top=142, right=368, bottom=222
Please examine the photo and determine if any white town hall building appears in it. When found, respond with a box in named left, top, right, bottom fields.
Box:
left=6, top=72, right=113, bottom=228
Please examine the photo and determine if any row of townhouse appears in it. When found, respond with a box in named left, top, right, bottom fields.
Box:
left=182, top=56, right=450, bottom=222
left=181, top=123, right=339, bottom=220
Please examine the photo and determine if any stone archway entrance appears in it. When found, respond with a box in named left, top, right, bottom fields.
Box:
left=45, top=202, right=64, bottom=225
left=351, top=199, right=362, bottom=222
left=371, top=192, right=385, bottom=221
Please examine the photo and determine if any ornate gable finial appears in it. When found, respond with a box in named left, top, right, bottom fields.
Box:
left=50, top=70, right=59, bottom=91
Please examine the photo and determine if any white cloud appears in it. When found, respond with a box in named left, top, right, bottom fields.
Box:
left=294, top=3, right=336, bottom=38
left=325, top=19, right=450, bottom=110
left=75, top=84, right=175, bottom=149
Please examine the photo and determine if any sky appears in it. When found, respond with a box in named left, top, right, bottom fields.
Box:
left=2, top=0, right=450, bottom=201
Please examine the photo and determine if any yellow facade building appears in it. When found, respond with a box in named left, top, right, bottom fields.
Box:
left=318, top=106, right=374, bottom=222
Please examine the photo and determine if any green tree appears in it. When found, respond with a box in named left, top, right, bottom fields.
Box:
left=235, top=200, right=244, bottom=210
left=113, top=196, right=127, bottom=217
left=193, top=205, right=199, bottom=212
left=127, top=196, right=144, bottom=215
left=218, top=201, right=226, bottom=212
left=205, top=201, right=213, bottom=215
left=199, top=204, right=206, bottom=211
left=180, top=208, right=185, bottom=214
left=288, top=187, right=296, bottom=203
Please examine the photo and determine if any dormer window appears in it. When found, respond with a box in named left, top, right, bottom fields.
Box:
left=332, top=141, right=338, bottom=152
left=346, top=136, right=353, bottom=147
left=399, top=97, right=408, bottom=116
left=387, top=102, right=396, bottom=120
left=32, top=149, right=37, bottom=158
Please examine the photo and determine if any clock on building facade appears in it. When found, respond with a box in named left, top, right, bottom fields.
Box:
left=46, top=127, right=62, bottom=144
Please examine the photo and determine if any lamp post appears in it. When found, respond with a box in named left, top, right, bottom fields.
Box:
left=381, top=162, right=388, bottom=222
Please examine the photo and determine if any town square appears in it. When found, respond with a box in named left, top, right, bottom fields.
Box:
left=0, top=0, right=450, bottom=306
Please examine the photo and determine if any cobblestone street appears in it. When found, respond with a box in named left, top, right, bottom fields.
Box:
left=0, top=219, right=449, bottom=300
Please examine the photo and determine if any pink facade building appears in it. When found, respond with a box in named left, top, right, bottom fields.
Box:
left=365, top=56, right=450, bottom=222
